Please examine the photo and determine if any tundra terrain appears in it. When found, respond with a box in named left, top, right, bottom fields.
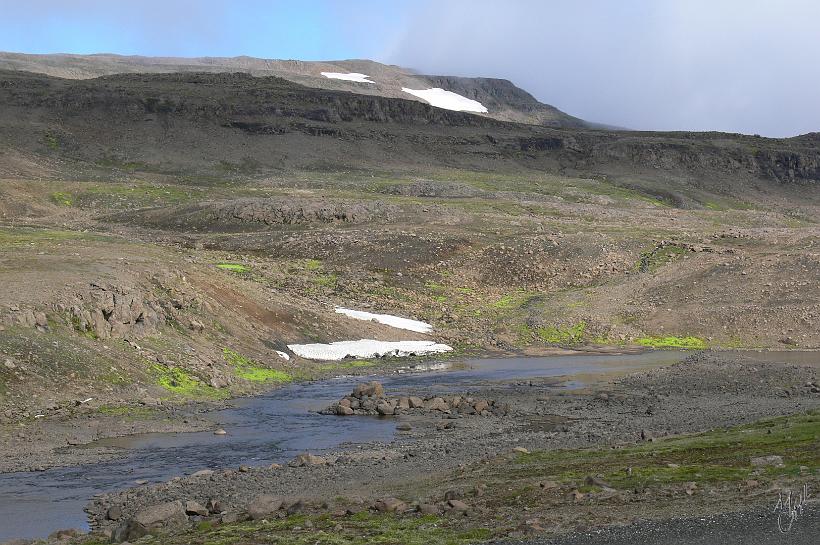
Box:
left=0, top=64, right=817, bottom=544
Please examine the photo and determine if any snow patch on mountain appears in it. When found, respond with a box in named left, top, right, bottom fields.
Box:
left=335, top=307, right=432, bottom=333
left=401, top=87, right=488, bottom=113
left=321, top=72, right=374, bottom=83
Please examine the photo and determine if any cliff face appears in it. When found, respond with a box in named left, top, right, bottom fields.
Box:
left=0, top=70, right=817, bottom=197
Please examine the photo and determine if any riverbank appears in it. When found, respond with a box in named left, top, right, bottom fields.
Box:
left=73, top=350, right=818, bottom=544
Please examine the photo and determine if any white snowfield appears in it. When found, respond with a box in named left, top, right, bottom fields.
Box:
left=321, top=72, right=374, bottom=83
left=334, top=307, right=433, bottom=333
left=401, top=87, right=488, bottom=113
left=288, top=339, right=453, bottom=361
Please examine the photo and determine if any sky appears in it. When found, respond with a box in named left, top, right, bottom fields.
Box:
left=1, top=0, right=818, bottom=137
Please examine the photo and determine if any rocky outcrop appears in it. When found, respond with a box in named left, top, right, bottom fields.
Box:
left=322, top=382, right=509, bottom=417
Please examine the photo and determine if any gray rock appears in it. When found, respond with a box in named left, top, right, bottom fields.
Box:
left=751, top=455, right=784, bottom=467
left=185, top=500, right=209, bottom=516
left=110, top=520, right=148, bottom=543
left=289, top=452, right=325, bottom=467
left=247, top=494, right=282, bottom=520
left=376, top=403, right=394, bottom=416
left=133, top=500, right=186, bottom=528
left=106, top=505, right=123, bottom=521
left=408, top=396, right=424, bottom=408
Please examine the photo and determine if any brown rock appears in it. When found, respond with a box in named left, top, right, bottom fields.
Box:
left=337, top=405, right=354, bottom=416
left=446, top=499, right=469, bottom=512
left=417, top=503, right=441, bottom=515
left=408, top=396, right=424, bottom=408
left=289, top=452, right=325, bottom=467
left=374, top=497, right=407, bottom=513
left=424, top=397, right=449, bottom=412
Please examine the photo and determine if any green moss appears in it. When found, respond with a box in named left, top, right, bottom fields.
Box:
left=304, top=258, right=323, bottom=271
left=82, top=512, right=492, bottom=545
left=223, top=348, right=293, bottom=383
left=535, top=321, right=587, bottom=345
left=150, top=363, right=229, bottom=399
left=50, top=191, right=73, bottom=206
left=636, top=335, right=706, bottom=349
left=42, top=131, right=60, bottom=150
left=216, top=262, right=250, bottom=273
left=637, top=244, right=687, bottom=273
left=508, top=410, right=819, bottom=492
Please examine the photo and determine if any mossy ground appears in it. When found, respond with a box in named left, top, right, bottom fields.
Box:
left=79, top=512, right=492, bottom=545
left=636, top=336, right=707, bottom=349
left=150, top=363, right=229, bottom=400
left=216, top=262, right=250, bottom=273
left=223, top=348, right=293, bottom=383
left=474, top=410, right=819, bottom=512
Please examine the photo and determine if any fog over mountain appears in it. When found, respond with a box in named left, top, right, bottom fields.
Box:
left=387, top=0, right=820, bottom=137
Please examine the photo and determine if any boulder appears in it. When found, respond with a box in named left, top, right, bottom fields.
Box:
left=185, top=500, right=209, bottom=517
left=376, top=403, right=394, bottom=416
left=353, top=381, right=384, bottom=398
left=337, top=405, right=354, bottom=416
left=417, top=503, right=441, bottom=515
left=110, top=520, right=148, bottom=543
left=446, top=499, right=469, bottom=512
left=374, top=497, right=407, bottom=513
left=247, top=495, right=282, bottom=520
left=289, top=452, right=325, bottom=467
left=424, top=397, right=449, bottom=412
left=473, top=400, right=490, bottom=413
left=397, top=397, right=410, bottom=409
left=106, top=506, right=123, bottom=521
left=133, top=500, right=187, bottom=528
left=408, top=396, right=424, bottom=408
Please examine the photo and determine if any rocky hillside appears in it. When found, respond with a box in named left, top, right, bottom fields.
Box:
left=0, top=69, right=817, bottom=205
left=0, top=52, right=589, bottom=128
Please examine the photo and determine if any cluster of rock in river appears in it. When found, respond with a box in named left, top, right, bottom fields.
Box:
left=320, top=381, right=509, bottom=417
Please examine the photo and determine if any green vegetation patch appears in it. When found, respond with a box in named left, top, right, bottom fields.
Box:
left=216, top=262, right=250, bottom=273
left=82, top=512, right=491, bottom=545
left=636, top=335, right=706, bottom=349
left=508, top=411, right=819, bottom=493
left=0, top=227, right=108, bottom=247
left=150, top=363, right=228, bottom=399
left=223, top=348, right=293, bottom=383
left=637, top=244, right=687, bottom=273
left=535, top=321, right=587, bottom=345
left=50, top=191, right=73, bottom=206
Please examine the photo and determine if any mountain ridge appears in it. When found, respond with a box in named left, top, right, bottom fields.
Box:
left=0, top=51, right=593, bottom=128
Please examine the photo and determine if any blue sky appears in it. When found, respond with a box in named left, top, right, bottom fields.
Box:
left=0, top=1, right=409, bottom=59
left=1, top=0, right=819, bottom=136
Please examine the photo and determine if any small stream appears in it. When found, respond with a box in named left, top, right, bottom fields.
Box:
left=0, top=351, right=689, bottom=540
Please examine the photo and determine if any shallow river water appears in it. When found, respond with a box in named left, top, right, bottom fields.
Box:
left=0, top=350, right=737, bottom=540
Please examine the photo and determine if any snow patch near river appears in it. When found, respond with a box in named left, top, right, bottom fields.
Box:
left=288, top=340, right=452, bottom=361
left=401, top=87, right=488, bottom=113
left=335, top=307, right=433, bottom=333
left=321, top=72, right=374, bottom=83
